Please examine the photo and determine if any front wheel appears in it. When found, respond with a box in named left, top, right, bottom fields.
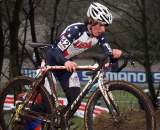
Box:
left=84, top=80, right=156, bottom=130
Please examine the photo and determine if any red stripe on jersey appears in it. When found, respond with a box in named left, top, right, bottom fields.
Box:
left=63, top=50, right=69, bottom=57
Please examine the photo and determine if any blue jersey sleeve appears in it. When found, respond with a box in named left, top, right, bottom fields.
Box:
left=50, top=24, right=84, bottom=65
left=64, top=25, right=81, bottom=43
left=57, top=25, right=82, bottom=51
left=98, top=34, right=113, bottom=57
left=47, top=47, right=68, bottom=65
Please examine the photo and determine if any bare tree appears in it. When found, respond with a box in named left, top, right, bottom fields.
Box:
left=101, top=0, right=160, bottom=106
left=19, top=0, right=42, bottom=68
left=0, top=1, right=4, bottom=81
left=50, top=0, right=61, bottom=42
left=5, top=0, right=23, bottom=78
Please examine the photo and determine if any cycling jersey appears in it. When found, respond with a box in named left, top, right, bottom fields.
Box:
left=51, top=22, right=113, bottom=65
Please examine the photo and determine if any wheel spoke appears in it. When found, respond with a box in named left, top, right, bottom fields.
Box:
left=85, top=81, right=155, bottom=130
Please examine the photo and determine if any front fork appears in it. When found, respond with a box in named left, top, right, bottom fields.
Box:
left=98, top=72, right=120, bottom=121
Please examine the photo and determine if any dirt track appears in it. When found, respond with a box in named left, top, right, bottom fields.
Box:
left=155, top=110, right=160, bottom=130
left=89, top=109, right=160, bottom=130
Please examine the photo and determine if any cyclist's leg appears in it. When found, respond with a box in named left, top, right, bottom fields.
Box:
left=16, top=92, right=42, bottom=130
left=67, top=72, right=81, bottom=105
left=0, top=76, right=52, bottom=130
left=24, top=93, right=47, bottom=130
left=55, top=70, right=80, bottom=106
left=24, top=92, right=51, bottom=130
left=46, top=49, right=81, bottom=106
left=24, top=119, right=42, bottom=130
left=34, top=125, right=42, bottom=130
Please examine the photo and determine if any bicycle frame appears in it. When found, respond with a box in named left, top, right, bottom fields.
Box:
left=64, top=68, right=119, bottom=121
left=35, top=63, right=117, bottom=122
left=1, top=43, right=154, bottom=130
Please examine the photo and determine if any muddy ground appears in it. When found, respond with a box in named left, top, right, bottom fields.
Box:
left=92, top=109, right=160, bottom=130
left=155, top=110, right=160, bottom=130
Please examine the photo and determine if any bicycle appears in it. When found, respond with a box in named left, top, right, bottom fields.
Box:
left=0, top=43, right=156, bottom=130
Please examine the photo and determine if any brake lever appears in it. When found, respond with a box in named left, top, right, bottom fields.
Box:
left=127, top=54, right=135, bottom=67
left=116, top=53, right=135, bottom=72
left=131, top=60, right=135, bottom=67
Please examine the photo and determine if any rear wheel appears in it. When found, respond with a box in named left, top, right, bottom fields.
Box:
left=0, top=76, right=55, bottom=130
left=84, top=80, right=155, bottom=130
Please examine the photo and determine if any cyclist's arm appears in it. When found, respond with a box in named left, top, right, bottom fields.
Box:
left=53, top=25, right=80, bottom=71
left=98, top=34, right=113, bottom=57
left=98, top=34, right=122, bottom=60
left=56, top=24, right=81, bottom=51
left=49, top=47, right=68, bottom=65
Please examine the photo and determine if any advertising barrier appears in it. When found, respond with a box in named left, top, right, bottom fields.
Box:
left=21, top=68, right=160, bottom=84
left=3, top=95, right=107, bottom=118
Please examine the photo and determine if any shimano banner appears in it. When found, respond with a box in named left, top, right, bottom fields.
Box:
left=78, top=71, right=160, bottom=84
left=21, top=68, right=160, bottom=84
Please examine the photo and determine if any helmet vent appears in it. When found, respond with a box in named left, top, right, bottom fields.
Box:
left=87, top=2, right=112, bottom=24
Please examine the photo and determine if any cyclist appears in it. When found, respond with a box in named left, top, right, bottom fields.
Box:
left=26, top=2, right=122, bottom=130
left=46, top=2, right=122, bottom=106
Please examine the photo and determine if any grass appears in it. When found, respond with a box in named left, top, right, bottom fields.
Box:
left=69, top=117, right=84, bottom=130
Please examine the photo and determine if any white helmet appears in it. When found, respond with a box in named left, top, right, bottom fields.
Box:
left=87, top=2, right=112, bottom=25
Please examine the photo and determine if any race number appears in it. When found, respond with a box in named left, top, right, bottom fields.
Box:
left=57, top=36, right=71, bottom=51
